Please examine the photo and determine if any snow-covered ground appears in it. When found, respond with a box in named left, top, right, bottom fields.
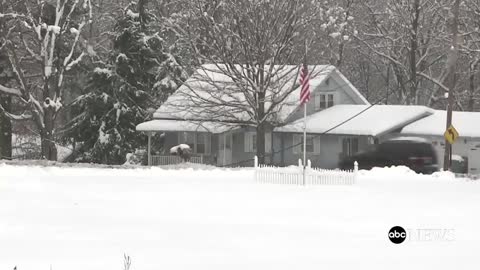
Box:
left=1, top=164, right=479, bottom=270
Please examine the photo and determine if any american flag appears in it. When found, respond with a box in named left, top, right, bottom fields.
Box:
left=299, top=61, right=311, bottom=105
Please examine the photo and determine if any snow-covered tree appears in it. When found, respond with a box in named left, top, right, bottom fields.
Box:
left=309, top=0, right=358, bottom=68
left=0, top=0, right=94, bottom=160
left=166, top=0, right=322, bottom=164
left=334, top=0, right=480, bottom=111
left=62, top=0, right=185, bottom=164
left=355, top=0, right=452, bottom=105
left=0, top=0, right=13, bottom=159
left=455, top=0, right=480, bottom=111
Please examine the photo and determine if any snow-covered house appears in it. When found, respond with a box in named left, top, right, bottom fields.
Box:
left=137, top=64, right=373, bottom=167
left=136, top=64, right=478, bottom=170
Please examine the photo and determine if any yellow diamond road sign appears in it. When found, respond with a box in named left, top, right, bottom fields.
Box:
left=444, top=125, right=460, bottom=144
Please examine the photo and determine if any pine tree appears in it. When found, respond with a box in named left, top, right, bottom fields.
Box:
left=63, top=1, right=184, bottom=164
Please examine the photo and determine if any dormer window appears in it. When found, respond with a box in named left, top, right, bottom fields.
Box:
left=315, top=93, right=335, bottom=110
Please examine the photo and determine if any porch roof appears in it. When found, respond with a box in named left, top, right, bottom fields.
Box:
left=274, top=105, right=434, bottom=137
left=136, top=119, right=235, bottom=134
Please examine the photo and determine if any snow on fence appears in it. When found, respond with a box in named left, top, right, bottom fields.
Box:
left=254, top=156, right=358, bottom=185
left=150, top=155, right=204, bottom=166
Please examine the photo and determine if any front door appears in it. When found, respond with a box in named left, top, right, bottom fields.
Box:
left=218, top=133, right=232, bottom=166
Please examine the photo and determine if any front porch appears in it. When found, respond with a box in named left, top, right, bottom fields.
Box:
left=150, top=154, right=206, bottom=166
left=136, top=119, right=236, bottom=166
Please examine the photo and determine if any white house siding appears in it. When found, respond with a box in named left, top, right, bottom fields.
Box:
left=426, top=136, right=480, bottom=174
left=159, top=129, right=374, bottom=168
left=272, top=133, right=371, bottom=169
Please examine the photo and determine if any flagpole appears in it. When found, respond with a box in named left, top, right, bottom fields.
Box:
left=303, top=103, right=307, bottom=186
left=302, top=40, right=308, bottom=186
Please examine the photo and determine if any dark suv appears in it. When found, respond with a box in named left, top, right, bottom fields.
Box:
left=339, top=137, right=439, bottom=174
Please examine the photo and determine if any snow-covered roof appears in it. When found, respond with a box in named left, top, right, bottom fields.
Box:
left=136, top=119, right=236, bottom=134
left=275, top=105, right=434, bottom=136
left=400, top=110, right=480, bottom=138
left=152, top=64, right=350, bottom=123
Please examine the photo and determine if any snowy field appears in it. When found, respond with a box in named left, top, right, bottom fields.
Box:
left=1, top=163, right=479, bottom=270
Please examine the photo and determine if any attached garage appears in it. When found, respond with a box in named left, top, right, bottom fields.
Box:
left=400, top=110, right=480, bottom=174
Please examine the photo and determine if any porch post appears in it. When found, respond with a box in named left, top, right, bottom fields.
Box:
left=147, top=132, right=152, bottom=166
left=280, top=133, right=285, bottom=166
left=223, top=132, right=226, bottom=166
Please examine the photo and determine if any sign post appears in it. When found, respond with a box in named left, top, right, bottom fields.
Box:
left=443, top=124, right=459, bottom=170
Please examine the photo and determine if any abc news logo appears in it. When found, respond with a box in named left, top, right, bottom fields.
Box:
left=388, top=226, right=455, bottom=244
left=388, top=226, right=407, bottom=244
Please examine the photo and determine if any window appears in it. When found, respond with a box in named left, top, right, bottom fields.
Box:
left=196, top=133, right=207, bottom=154
left=327, top=94, right=334, bottom=107
left=293, top=135, right=320, bottom=154
left=219, top=134, right=231, bottom=150
left=185, top=132, right=195, bottom=150
left=245, top=132, right=256, bottom=153
left=178, top=132, right=210, bottom=154
left=315, top=93, right=335, bottom=110
left=305, top=136, right=314, bottom=153
left=342, top=137, right=359, bottom=157
left=319, top=95, right=326, bottom=109
left=244, top=132, right=272, bottom=153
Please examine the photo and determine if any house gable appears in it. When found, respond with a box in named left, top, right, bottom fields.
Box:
left=284, top=68, right=370, bottom=123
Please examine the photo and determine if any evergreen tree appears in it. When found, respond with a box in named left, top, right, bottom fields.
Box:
left=63, top=1, right=185, bottom=164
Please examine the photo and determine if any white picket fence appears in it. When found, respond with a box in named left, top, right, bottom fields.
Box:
left=150, top=155, right=204, bottom=166
left=254, top=156, right=358, bottom=185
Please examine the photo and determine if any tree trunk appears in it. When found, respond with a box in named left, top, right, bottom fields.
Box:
left=409, top=0, right=420, bottom=105
left=0, top=0, right=11, bottom=159
left=468, top=60, right=478, bottom=111
left=256, top=81, right=266, bottom=164
left=41, top=107, right=57, bottom=161
left=0, top=95, right=12, bottom=159
left=468, top=68, right=475, bottom=111
left=256, top=122, right=266, bottom=165
left=138, top=0, right=149, bottom=27
left=41, top=75, right=57, bottom=160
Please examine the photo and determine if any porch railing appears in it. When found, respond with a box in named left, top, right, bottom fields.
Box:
left=150, top=155, right=204, bottom=166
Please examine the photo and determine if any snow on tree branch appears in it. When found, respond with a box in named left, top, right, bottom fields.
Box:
left=0, top=84, right=22, bottom=97
left=0, top=0, right=93, bottom=160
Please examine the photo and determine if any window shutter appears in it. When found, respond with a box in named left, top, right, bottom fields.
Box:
left=206, top=134, right=211, bottom=154
left=244, top=133, right=251, bottom=152
left=352, top=138, right=359, bottom=154
left=314, top=136, right=321, bottom=154
left=314, top=94, right=320, bottom=110
left=265, top=132, right=272, bottom=153
left=177, top=132, right=182, bottom=144
left=293, top=135, right=301, bottom=154
left=342, top=138, right=348, bottom=156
